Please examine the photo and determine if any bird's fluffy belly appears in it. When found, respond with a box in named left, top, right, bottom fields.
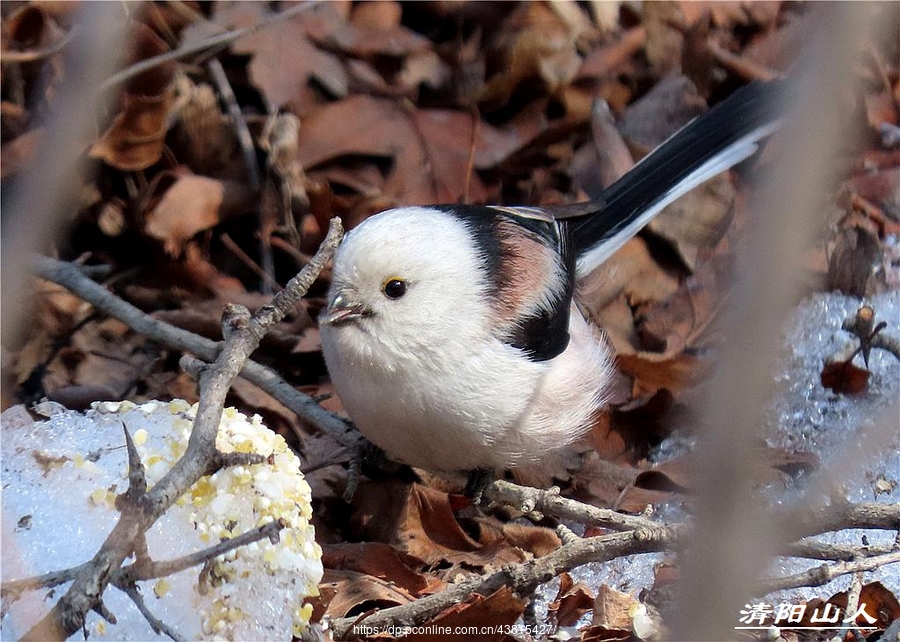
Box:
left=322, top=312, right=611, bottom=472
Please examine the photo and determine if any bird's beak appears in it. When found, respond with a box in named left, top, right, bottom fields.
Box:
left=319, top=290, right=371, bottom=327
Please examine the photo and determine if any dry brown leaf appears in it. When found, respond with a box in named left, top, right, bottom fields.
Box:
left=795, top=581, right=900, bottom=629
left=642, top=1, right=685, bottom=76
left=317, top=568, right=417, bottom=620
left=322, top=542, right=437, bottom=595
left=90, top=23, right=175, bottom=171
left=549, top=572, right=595, bottom=627
left=570, top=97, right=635, bottom=198
left=646, top=173, right=736, bottom=272
left=0, top=128, right=41, bottom=179
left=570, top=455, right=639, bottom=508
left=213, top=3, right=348, bottom=108
left=864, top=91, right=899, bottom=129
left=406, top=587, right=527, bottom=642
left=636, top=256, right=724, bottom=358
left=847, top=167, right=900, bottom=212
left=143, top=172, right=255, bottom=256
left=593, top=584, right=640, bottom=630
left=350, top=1, right=401, bottom=30
left=579, top=625, right=641, bottom=642
left=474, top=520, right=561, bottom=558
left=316, top=3, right=429, bottom=58
left=827, top=225, right=884, bottom=297
left=616, top=354, right=711, bottom=396
left=617, top=74, right=706, bottom=156
left=742, top=11, right=804, bottom=73
left=580, top=238, right=682, bottom=314
left=4, top=5, right=65, bottom=53
left=479, top=2, right=584, bottom=107
left=46, top=385, right=120, bottom=411
left=577, top=26, right=645, bottom=81
left=350, top=481, right=528, bottom=569
left=298, top=96, right=511, bottom=204
left=179, top=244, right=246, bottom=296
left=578, top=238, right=682, bottom=355
left=821, top=359, right=871, bottom=395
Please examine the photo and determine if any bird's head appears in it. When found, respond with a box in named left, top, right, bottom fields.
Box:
left=319, top=207, right=492, bottom=360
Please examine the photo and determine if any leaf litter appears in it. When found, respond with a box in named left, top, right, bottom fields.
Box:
left=2, top=0, right=899, bottom=638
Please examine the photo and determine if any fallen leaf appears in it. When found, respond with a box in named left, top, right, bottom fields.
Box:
left=314, top=1, right=430, bottom=58
left=212, top=2, right=348, bottom=108
left=406, top=586, right=527, bottom=642
left=549, top=572, right=594, bottom=627
left=350, top=481, right=528, bottom=569
left=821, top=359, right=871, bottom=395
left=143, top=171, right=256, bottom=256
left=642, top=1, right=685, bottom=76
left=322, top=542, right=436, bottom=595
left=617, top=74, right=706, bottom=156
left=90, top=23, right=175, bottom=171
left=616, top=354, right=712, bottom=396
left=317, top=568, right=416, bottom=620
left=298, top=96, right=512, bottom=204
left=593, top=584, right=640, bottom=630
left=646, top=173, right=736, bottom=272
left=478, top=2, right=585, bottom=108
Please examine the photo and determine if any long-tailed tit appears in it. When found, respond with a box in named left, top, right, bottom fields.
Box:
left=319, top=82, right=782, bottom=474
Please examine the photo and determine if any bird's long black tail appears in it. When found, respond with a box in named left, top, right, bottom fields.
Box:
left=570, top=80, right=784, bottom=278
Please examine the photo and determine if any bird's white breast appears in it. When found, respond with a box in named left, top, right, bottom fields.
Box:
left=321, top=305, right=611, bottom=472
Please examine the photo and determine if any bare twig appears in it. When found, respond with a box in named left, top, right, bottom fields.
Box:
left=840, top=306, right=900, bottom=365
left=207, top=58, right=261, bottom=192
left=119, top=584, right=186, bottom=642
left=1, top=563, right=93, bottom=601
left=785, top=539, right=896, bottom=562
left=758, top=550, right=900, bottom=595
left=484, top=480, right=660, bottom=532
left=707, top=39, right=780, bottom=82
left=31, top=254, right=362, bottom=454
left=331, top=528, right=675, bottom=639
left=220, top=232, right=282, bottom=291
left=114, top=520, right=284, bottom=586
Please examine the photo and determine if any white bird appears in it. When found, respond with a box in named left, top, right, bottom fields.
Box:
left=319, top=82, right=782, bottom=475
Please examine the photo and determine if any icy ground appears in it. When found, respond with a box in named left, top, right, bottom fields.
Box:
left=534, top=289, right=900, bottom=631
left=1, top=400, right=323, bottom=640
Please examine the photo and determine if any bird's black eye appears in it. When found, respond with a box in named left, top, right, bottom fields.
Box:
left=382, top=278, right=407, bottom=300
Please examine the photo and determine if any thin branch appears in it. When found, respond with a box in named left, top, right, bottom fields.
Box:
left=784, top=539, right=896, bottom=562
left=114, top=520, right=284, bottom=586
left=119, top=585, right=186, bottom=642
left=207, top=58, right=261, bottom=193
left=331, top=528, right=675, bottom=639
left=707, top=38, right=780, bottom=82
left=1, top=562, right=93, bottom=599
left=116, top=423, right=148, bottom=509
left=484, top=479, right=661, bottom=532
left=220, top=232, right=282, bottom=291
left=757, top=550, right=900, bottom=595
left=31, top=254, right=362, bottom=453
